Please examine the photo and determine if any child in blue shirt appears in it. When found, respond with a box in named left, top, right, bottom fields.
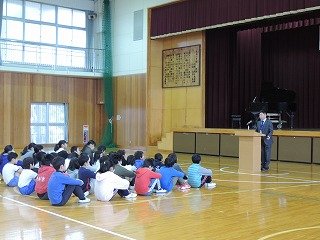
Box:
left=168, top=152, right=191, bottom=190
left=159, top=157, right=184, bottom=192
left=0, top=145, right=15, bottom=175
left=187, top=154, right=216, bottom=189
left=47, top=156, right=90, bottom=206
left=78, top=154, right=96, bottom=194
left=154, top=153, right=164, bottom=170
left=134, top=151, right=144, bottom=169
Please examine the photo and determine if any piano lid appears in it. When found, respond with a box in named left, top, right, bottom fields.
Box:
left=260, top=82, right=296, bottom=103
left=249, top=82, right=296, bottom=114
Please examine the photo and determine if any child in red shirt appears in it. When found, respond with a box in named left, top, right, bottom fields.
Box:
left=35, top=154, right=56, bottom=200
left=134, top=158, right=166, bottom=195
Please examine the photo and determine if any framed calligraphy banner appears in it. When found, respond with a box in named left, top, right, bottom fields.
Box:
left=162, top=45, right=201, bottom=88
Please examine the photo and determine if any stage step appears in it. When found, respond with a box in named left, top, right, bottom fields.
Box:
left=157, top=132, right=173, bottom=151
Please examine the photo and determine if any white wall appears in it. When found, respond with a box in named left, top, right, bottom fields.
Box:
left=110, top=0, right=177, bottom=76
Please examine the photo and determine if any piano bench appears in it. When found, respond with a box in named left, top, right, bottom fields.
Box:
left=231, top=115, right=241, bottom=129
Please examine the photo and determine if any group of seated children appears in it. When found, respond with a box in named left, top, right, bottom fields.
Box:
left=0, top=140, right=216, bottom=206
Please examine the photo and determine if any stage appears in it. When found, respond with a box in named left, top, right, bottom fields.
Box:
left=159, top=128, right=320, bottom=164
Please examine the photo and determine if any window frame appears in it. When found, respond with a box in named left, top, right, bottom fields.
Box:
left=1, top=0, right=88, bottom=69
left=30, top=102, right=69, bottom=144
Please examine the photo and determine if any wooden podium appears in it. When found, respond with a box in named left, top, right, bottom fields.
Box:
left=235, top=130, right=264, bottom=173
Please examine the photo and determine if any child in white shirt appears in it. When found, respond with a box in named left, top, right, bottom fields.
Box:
left=94, top=156, right=137, bottom=201
left=2, top=152, right=22, bottom=187
left=18, top=157, right=38, bottom=195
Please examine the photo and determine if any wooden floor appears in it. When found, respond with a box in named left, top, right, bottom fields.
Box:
left=1, top=150, right=320, bottom=240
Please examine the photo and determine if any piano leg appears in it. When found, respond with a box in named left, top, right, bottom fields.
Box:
left=290, top=113, right=294, bottom=129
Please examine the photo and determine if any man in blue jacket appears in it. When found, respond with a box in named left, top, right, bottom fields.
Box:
left=256, top=110, right=273, bottom=171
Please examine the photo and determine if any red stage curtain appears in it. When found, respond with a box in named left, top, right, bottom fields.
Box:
left=262, top=25, right=320, bottom=128
left=206, top=23, right=320, bottom=129
left=205, top=28, right=262, bottom=128
left=151, top=0, right=320, bottom=37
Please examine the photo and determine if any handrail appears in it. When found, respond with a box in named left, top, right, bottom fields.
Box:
left=0, top=39, right=105, bottom=73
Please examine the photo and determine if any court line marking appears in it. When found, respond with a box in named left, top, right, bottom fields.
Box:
left=220, top=167, right=290, bottom=177
left=0, top=194, right=137, bottom=240
left=89, top=183, right=318, bottom=206
left=219, top=167, right=320, bottom=183
left=258, top=225, right=320, bottom=240
left=92, top=183, right=318, bottom=208
left=4, top=183, right=314, bottom=210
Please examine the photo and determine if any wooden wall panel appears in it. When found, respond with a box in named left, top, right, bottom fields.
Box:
left=0, top=71, right=105, bottom=149
left=114, top=74, right=146, bottom=148
left=0, top=72, right=31, bottom=147
left=148, top=31, right=205, bottom=145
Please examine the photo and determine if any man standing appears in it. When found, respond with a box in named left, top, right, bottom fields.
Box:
left=256, top=111, right=273, bottom=171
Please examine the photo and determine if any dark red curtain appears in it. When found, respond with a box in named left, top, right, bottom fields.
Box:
left=205, top=29, right=236, bottom=128
left=262, top=25, right=320, bottom=128
left=151, top=0, right=320, bottom=37
left=205, top=28, right=262, bottom=128
left=206, top=23, right=320, bottom=129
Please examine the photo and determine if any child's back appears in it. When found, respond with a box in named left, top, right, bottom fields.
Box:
left=159, top=166, right=184, bottom=191
left=134, top=159, right=144, bottom=169
left=154, top=153, right=164, bottom=170
left=0, top=154, right=9, bottom=174
left=187, top=163, right=203, bottom=187
left=187, top=154, right=214, bottom=188
left=35, top=165, right=55, bottom=195
left=78, top=166, right=96, bottom=192
left=18, top=168, right=37, bottom=195
left=2, top=152, right=21, bottom=187
left=133, top=151, right=144, bottom=169
left=94, top=171, right=129, bottom=201
left=135, top=167, right=161, bottom=195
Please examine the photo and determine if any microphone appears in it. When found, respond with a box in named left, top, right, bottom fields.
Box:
left=246, top=120, right=252, bottom=126
left=252, top=96, right=257, bottom=102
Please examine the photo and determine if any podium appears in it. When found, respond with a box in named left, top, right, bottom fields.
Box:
left=235, top=130, right=264, bottom=173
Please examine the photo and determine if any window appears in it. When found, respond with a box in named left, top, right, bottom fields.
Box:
left=41, top=4, right=55, bottom=23
left=6, top=0, right=23, bottom=18
left=31, top=103, right=68, bottom=144
left=25, top=1, right=40, bottom=21
left=6, top=20, right=23, bottom=40
left=1, top=0, right=89, bottom=69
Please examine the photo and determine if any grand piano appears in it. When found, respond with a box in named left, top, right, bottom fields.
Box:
left=248, top=82, right=297, bottom=129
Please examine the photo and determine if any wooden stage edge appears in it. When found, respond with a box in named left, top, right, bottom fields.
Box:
left=172, top=127, right=320, bottom=137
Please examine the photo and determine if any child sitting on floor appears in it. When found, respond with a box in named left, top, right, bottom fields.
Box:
left=94, top=156, right=137, bottom=201
left=133, top=151, right=144, bottom=169
left=18, top=157, right=38, bottom=195
left=35, top=153, right=55, bottom=200
left=78, top=154, right=96, bottom=194
left=47, top=156, right=90, bottom=206
left=187, top=154, right=216, bottom=189
left=2, top=152, right=22, bottom=187
left=159, top=156, right=185, bottom=192
left=135, top=158, right=166, bottom=195
left=154, top=153, right=164, bottom=170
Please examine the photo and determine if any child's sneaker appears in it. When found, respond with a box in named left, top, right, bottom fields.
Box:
left=129, top=186, right=135, bottom=192
left=182, top=182, right=191, bottom=189
left=205, top=182, right=217, bottom=189
left=177, top=184, right=188, bottom=190
left=78, top=197, right=91, bottom=203
left=155, top=188, right=167, bottom=194
left=84, top=191, right=89, bottom=197
left=125, top=192, right=137, bottom=199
